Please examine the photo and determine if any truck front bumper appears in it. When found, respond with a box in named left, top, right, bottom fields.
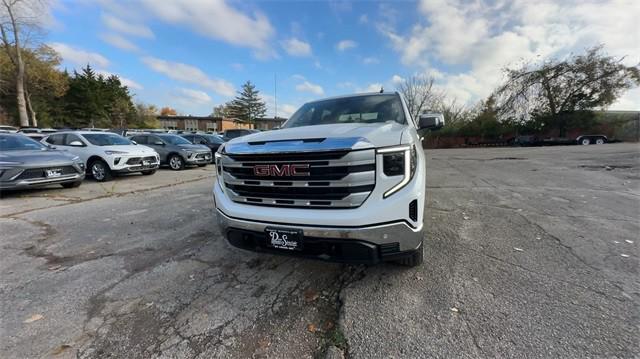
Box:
left=215, top=208, right=423, bottom=264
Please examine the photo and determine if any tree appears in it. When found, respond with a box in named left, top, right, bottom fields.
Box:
left=134, top=103, right=159, bottom=128
left=0, top=0, right=47, bottom=127
left=495, top=46, right=640, bottom=136
left=396, top=75, right=443, bottom=121
left=0, top=44, right=68, bottom=127
left=228, top=81, right=266, bottom=123
left=61, top=65, right=136, bottom=128
left=160, top=107, right=177, bottom=116
left=211, top=102, right=231, bottom=117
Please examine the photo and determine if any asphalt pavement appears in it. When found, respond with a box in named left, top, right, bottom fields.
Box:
left=0, top=144, right=638, bottom=358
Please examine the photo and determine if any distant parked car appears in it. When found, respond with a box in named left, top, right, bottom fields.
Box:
left=18, top=127, right=40, bottom=134
left=42, top=131, right=159, bottom=181
left=0, top=125, right=18, bottom=133
left=0, top=133, right=85, bottom=191
left=128, top=133, right=212, bottom=170
left=576, top=134, right=607, bottom=145
left=222, top=129, right=259, bottom=141
left=180, top=133, right=224, bottom=152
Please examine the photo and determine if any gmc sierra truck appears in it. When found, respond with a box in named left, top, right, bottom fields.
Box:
left=213, top=92, right=443, bottom=266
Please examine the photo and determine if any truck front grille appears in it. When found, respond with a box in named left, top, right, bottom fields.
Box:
left=220, top=149, right=375, bottom=208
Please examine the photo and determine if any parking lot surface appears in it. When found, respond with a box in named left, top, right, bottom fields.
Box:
left=1, top=144, right=638, bottom=358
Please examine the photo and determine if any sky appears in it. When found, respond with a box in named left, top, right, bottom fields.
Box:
left=46, top=0, right=640, bottom=117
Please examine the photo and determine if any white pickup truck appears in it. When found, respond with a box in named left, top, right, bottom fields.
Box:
left=213, top=92, right=443, bottom=266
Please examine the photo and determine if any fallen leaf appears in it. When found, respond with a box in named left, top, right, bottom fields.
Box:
left=24, top=314, right=43, bottom=323
left=323, top=320, right=335, bottom=331
left=257, top=337, right=271, bottom=349
left=307, top=323, right=317, bottom=333
left=513, top=247, right=524, bottom=252
left=450, top=307, right=459, bottom=313
left=463, top=216, right=470, bottom=220
left=535, top=236, right=541, bottom=240
left=303, top=288, right=319, bottom=303
left=51, top=344, right=71, bottom=355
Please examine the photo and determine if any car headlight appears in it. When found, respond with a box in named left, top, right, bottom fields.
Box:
left=378, top=144, right=417, bottom=198
left=105, top=150, right=128, bottom=155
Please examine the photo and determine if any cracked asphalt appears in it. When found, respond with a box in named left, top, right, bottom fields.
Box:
left=1, top=144, right=638, bottom=358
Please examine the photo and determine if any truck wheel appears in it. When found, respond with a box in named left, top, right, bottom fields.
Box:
left=595, top=138, right=605, bottom=145
left=61, top=181, right=82, bottom=188
left=168, top=155, right=185, bottom=170
left=580, top=138, right=591, bottom=145
left=396, top=246, right=424, bottom=267
left=89, top=159, right=112, bottom=182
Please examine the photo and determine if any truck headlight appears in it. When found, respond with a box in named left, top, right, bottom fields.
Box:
left=378, top=144, right=416, bottom=198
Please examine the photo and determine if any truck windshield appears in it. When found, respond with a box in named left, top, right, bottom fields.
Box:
left=282, top=94, right=406, bottom=128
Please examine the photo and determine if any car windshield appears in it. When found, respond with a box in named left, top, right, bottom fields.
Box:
left=83, top=133, right=131, bottom=146
left=0, top=134, right=47, bottom=151
left=282, top=94, right=406, bottom=128
left=159, top=135, right=192, bottom=145
left=203, top=135, right=223, bottom=143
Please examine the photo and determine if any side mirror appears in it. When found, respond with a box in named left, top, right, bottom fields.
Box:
left=69, top=140, right=84, bottom=147
left=418, top=113, right=445, bottom=131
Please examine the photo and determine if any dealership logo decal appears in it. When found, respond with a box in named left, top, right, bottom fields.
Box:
left=253, top=164, right=310, bottom=176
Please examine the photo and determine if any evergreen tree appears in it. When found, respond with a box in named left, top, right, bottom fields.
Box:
left=228, top=81, right=266, bottom=123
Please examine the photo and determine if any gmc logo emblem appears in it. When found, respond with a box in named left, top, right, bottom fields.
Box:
left=253, top=164, right=310, bottom=176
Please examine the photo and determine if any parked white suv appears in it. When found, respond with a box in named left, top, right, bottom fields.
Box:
left=42, top=131, right=160, bottom=181
left=213, top=92, right=444, bottom=266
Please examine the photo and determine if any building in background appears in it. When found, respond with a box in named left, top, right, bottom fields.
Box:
left=253, top=117, right=287, bottom=130
left=157, top=115, right=287, bottom=132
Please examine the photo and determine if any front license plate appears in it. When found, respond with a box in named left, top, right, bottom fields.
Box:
left=46, top=169, right=62, bottom=178
left=265, top=227, right=303, bottom=251
left=142, top=160, right=151, bottom=166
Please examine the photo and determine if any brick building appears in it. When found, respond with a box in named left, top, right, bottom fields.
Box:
left=157, top=116, right=252, bottom=132
left=157, top=115, right=287, bottom=132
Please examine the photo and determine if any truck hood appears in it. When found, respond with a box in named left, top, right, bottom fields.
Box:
left=227, top=122, right=405, bottom=153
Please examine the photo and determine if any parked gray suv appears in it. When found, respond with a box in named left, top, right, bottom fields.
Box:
left=129, top=134, right=212, bottom=170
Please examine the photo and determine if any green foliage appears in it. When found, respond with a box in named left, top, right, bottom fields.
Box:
left=227, top=81, right=266, bottom=123
left=59, top=65, right=137, bottom=128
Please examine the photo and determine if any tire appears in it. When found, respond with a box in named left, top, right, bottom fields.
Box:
left=595, top=138, right=605, bottom=145
left=580, top=138, right=591, bottom=145
left=168, top=155, right=185, bottom=171
left=197, top=164, right=207, bottom=167
left=61, top=181, right=82, bottom=188
left=141, top=170, right=156, bottom=175
left=395, top=245, right=424, bottom=267
left=89, top=159, right=112, bottom=182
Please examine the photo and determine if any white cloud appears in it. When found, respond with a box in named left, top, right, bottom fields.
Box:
left=295, top=81, right=324, bottom=95
left=95, top=70, right=143, bottom=90
left=291, top=74, right=306, bottom=81
left=141, top=56, right=235, bottom=97
left=100, top=33, right=139, bottom=52
left=279, top=104, right=298, bottom=118
left=176, top=88, right=212, bottom=104
left=380, top=0, right=640, bottom=108
left=362, top=56, right=379, bottom=65
left=359, top=14, right=368, bottom=24
left=363, top=83, right=383, bottom=93
left=140, top=0, right=275, bottom=57
left=391, top=75, right=405, bottom=85
left=336, top=39, right=357, bottom=51
left=49, top=42, right=110, bottom=68
left=281, top=38, right=312, bottom=57
left=101, top=13, right=154, bottom=38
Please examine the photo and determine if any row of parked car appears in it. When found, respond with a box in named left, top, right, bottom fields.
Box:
left=0, top=129, right=248, bottom=191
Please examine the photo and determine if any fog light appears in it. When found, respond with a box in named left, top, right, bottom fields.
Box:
left=409, top=199, right=418, bottom=222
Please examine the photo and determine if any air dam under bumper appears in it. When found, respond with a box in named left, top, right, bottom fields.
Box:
left=216, top=209, right=423, bottom=264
